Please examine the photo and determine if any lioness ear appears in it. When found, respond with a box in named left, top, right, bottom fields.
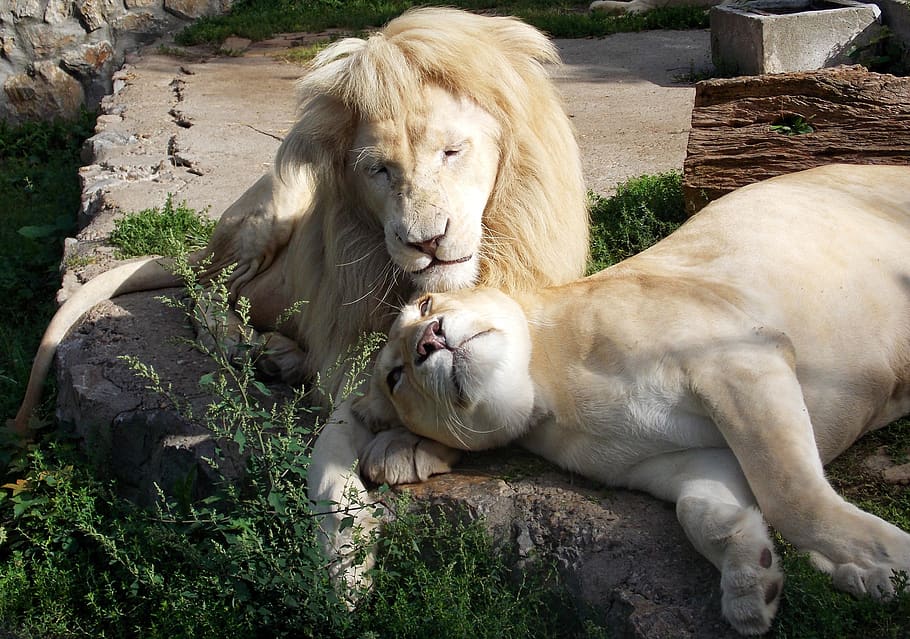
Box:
left=352, top=386, right=400, bottom=433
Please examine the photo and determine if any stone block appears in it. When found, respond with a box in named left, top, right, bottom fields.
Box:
left=62, top=40, right=114, bottom=104
left=710, top=0, right=883, bottom=75
left=19, top=20, right=86, bottom=58
left=3, top=59, right=84, bottom=121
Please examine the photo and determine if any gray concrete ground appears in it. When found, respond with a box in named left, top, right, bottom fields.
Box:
left=56, top=28, right=743, bottom=639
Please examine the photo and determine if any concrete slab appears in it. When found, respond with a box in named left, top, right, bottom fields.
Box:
left=710, top=0, right=883, bottom=75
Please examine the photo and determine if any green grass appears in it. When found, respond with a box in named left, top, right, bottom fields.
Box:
left=108, top=196, right=216, bottom=259
left=176, top=0, right=709, bottom=46
left=587, top=171, right=688, bottom=273
left=0, top=111, right=95, bottom=423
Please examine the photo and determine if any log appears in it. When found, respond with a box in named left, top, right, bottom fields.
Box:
left=683, top=65, right=910, bottom=214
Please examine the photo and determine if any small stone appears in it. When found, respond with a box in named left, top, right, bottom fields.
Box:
left=221, top=36, right=251, bottom=53
left=74, top=0, right=122, bottom=32
left=515, top=521, right=534, bottom=558
left=882, top=463, right=910, bottom=485
left=124, top=0, right=158, bottom=7
left=43, top=0, right=72, bottom=24
left=11, top=0, right=43, bottom=19
left=863, top=446, right=894, bottom=473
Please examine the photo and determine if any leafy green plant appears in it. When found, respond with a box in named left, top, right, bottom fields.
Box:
left=587, top=170, right=688, bottom=273
left=847, top=27, right=908, bottom=76
left=108, top=196, right=216, bottom=258
left=770, top=114, right=814, bottom=136
left=361, top=496, right=606, bottom=638
left=774, top=540, right=910, bottom=638
left=0, top=110, right=96, bottom=423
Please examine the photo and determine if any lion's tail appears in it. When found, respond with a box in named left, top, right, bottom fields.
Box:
left=10, top=256, right=183, bottom=437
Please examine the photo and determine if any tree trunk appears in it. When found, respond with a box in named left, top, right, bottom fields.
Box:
left=683, top=65, right=910, bottom=214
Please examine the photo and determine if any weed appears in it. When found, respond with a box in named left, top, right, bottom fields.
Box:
left=274, top=41, right=334, bottom=64
left=361, top=497, right=606, bottom=638
left=108, top=195, right=216, bottom=258
left=587, top=171, right=688, bottom=273
left=770, top=114, right=814, bottom=136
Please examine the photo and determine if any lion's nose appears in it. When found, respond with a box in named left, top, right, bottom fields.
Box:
left=408, top=233, right=444, bottom=258
left=416, top=319, right=447, bottom=363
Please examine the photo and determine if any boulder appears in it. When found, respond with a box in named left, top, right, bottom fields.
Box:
left=3, top=59, right=85, bottom=120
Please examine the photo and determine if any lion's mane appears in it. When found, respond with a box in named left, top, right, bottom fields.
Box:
left=220, top=8, right=589, bottom=387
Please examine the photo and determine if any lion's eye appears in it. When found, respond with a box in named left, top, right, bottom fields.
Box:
left=369, top=163, right=388, bottom=177
left=419, top=296, right=432, bottom=316
left=386, top=366, right=403, bottom=394
left=442, top=146, right=463, bottom=163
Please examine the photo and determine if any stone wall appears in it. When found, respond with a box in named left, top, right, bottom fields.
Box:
left=1, top=0, right=232, bottom=124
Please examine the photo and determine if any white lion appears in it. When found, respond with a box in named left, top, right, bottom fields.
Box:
left=12, top=8, right=588, bottom=434
left=589, top=0, right=727, bottom=14
left=317, top=164, right=910, bottom=634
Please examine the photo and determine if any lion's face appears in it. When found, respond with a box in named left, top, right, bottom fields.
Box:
left=348, top=85, right=502, bottom=292
left=355, top=288, right=536, bottom=451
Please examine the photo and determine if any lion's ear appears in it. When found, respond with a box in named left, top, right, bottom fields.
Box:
left=275, top=95, right=355, bottom=183
left=352, top=386, right=400, bottom=433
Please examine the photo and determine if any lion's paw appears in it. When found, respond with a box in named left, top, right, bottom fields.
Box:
left=720, top=508, right=783, bottom=636
left=360, top=427, right=461, bottom=486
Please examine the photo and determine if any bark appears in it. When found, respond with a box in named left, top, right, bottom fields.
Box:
left=683, top=65, right=910, bottom=214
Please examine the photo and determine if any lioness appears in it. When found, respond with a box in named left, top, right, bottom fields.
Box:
left=340, top=164, right=910, bottom=635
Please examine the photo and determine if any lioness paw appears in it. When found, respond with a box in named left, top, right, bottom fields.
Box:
left=720, top=509, right=783, bottom=636
left=803, top=511, right=910, bottom=601
left=360, top=427, right=460, bottom=485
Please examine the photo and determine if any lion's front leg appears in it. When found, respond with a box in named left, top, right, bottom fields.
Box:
left=692, top=339, right=910, bottom=601
left=629, top=449, right=783, bottom=635
left=308, top=401, right=385, bottom=599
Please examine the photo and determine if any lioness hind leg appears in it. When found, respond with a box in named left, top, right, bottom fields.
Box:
left=693, top=344, right=910, bottom=604
left=631, top=449, right=783, bottom=635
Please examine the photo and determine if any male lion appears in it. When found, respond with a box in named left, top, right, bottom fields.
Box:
left=317, top=164, right=910, bottom=634
left=12, top=8, right=588, bottom=434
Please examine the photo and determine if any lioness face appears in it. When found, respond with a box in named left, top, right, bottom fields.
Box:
left=357, top=288, right=536, bottom=450
left=349, top=85, right=502, bottom=292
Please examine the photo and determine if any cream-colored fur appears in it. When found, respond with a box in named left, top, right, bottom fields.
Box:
left=318, top=164, right=910, bottom=634
left=589, top=0, right=726, bottom=14
left=12, top=8, right=588, bottom=434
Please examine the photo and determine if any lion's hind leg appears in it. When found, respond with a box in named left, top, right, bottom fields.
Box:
left=629, top=449, right=783, bottom=635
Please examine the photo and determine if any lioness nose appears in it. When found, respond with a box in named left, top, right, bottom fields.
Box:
left=416, top=319, right=447, bottom=362
left=408, top=233, right=444, bottom=258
